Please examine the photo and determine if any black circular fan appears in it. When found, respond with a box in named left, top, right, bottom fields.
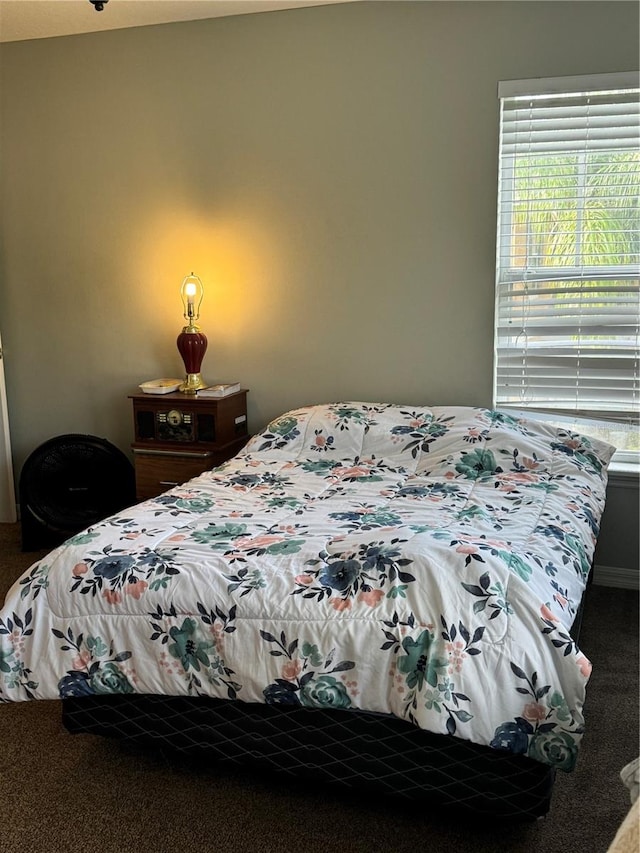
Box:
left=20, top=434, right=135, bottom=551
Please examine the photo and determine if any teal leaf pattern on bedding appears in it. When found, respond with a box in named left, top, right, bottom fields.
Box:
left=490, top=662, right=583, bottom=770
left=0, top=403, right=615, bottom=773
left=261, top=630, right=356, bottom=709
left=53, top=626, right=134, bottom=698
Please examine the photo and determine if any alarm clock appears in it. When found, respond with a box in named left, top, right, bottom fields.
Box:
left=157, top=409, right=195, bottom=442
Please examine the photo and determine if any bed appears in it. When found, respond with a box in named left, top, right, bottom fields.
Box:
left=0, top=402, right=614, bottom=818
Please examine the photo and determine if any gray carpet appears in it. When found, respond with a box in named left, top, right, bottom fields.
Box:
left=0, top=522, right=637, bottom=853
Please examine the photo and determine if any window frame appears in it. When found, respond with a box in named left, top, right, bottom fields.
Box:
left=493, top=71, right=640, bottom=466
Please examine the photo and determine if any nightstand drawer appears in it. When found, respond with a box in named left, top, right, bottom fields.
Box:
left=133, top=452, right=214, bottom=500
left=133, top=442, right=249, bottom=500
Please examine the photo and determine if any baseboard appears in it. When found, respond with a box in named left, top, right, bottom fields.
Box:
left=0, top=503, right=18, bottom=524
left=593, top=564, right=639, bottom=590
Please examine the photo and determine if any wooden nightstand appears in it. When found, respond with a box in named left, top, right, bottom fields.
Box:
left=129, top=390, right=249, bottom=500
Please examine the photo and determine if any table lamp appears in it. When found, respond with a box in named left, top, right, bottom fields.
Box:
left=177, top=272, right=208, bottom=393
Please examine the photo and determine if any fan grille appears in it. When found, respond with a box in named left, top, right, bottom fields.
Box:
left=20, top=434, right=135, bottom=549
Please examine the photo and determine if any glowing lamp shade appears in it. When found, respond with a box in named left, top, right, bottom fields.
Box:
left=177, top=272, right=208, bottom=393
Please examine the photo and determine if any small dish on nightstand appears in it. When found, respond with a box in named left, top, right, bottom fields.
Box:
left=139, top=379, right=182, bottom=395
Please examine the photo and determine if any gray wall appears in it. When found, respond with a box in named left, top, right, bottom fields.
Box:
left=593, top=477, right=639, bottom=580
left=1, top=1, right=638, bottom=571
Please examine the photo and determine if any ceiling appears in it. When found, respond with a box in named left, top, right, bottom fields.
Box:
left=0, top=0, right=357, bottom=43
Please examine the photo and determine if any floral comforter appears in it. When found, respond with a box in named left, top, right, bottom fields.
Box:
left=0, top=403, right=614, bottom=772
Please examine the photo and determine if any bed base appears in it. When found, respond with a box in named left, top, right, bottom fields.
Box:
left=60, top=576, right=590, bottom=819
left=62, top=694, right=555, bottom=820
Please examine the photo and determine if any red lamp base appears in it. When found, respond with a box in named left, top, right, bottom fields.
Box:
left=177, top=328, right=208, bottom=393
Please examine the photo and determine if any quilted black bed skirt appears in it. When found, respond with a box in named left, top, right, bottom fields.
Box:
left=62, top=694, right=555, bottom=820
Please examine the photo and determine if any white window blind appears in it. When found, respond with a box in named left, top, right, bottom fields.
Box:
left=494, top=73, right=640, bottom=426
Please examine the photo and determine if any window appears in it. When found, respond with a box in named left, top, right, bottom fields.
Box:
left=494, top=72, right=639, bottom=462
